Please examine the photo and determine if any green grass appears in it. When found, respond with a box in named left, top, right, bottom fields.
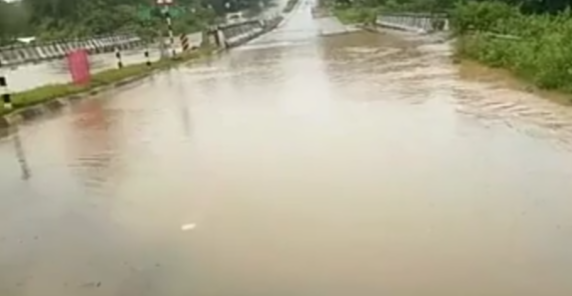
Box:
left=0, top=48, right=215, bottom=115
left=332, top=6, right=379, bottom=25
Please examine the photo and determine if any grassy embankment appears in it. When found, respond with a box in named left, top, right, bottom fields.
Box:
left=454, top=1, right=572, bottom=97
left=0, top=48, right=215, bottom=116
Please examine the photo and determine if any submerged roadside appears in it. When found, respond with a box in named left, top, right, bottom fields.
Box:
left=326, top=0, right=572, bottom=106
left=0, top=15, right=288, bottom=127
left=0, top=48, right=215, bottom=127
left=453, top=1, right=572, bottom=103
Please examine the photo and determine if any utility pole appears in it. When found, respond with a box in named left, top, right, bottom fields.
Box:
left=157, top=0, right=176, bottom=58
left=164, top=9, right=176, bottom=57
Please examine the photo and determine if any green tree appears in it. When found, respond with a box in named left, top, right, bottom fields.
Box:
left=1, top=0, right=275, bottom=44
left=0, top=0, right=30, bottom=43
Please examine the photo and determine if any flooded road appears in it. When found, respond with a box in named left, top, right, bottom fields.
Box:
left=2, top=2, right=572, bottom=296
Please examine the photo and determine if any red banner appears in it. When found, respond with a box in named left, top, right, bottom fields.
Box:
left=67, top=49, right=91, bottom=85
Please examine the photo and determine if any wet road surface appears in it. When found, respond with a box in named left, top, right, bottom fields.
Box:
left=2, top=2, right=572, bottom=296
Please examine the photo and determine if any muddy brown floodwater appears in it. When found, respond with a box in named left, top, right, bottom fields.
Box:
left=2, top=2, right=572, bottom=296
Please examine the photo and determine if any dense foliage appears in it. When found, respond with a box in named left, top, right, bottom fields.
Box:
left=0, top=1, right=30, bottom=43
left=0, top=0, right=272, bottom=44
left=328, top=0, right=572, bottom=15
left=454, top=1, right=572, bottom=91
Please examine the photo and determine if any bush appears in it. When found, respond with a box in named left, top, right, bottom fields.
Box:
left=453, top=1, right=572, bottom=94
left=450, top=1, right=520, bottom=34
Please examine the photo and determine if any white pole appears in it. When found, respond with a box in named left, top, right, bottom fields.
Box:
left=0, top=65, right=12, bottom=111
left=165, top=9, right=176, bottom=57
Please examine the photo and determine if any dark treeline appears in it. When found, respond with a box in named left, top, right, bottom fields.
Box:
left=331, top=0, right=572, bottom=14
left=502, top=0, right=572, bottom=14
left=0, top=0, right=272, bottom=44
left=0, top=1, right=30, bottom=41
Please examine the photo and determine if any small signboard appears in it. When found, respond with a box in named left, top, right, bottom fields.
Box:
left=67, top=49, right=90, bottom=85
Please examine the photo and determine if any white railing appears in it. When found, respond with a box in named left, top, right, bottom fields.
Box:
left=376, top=13, right=450, bottom=34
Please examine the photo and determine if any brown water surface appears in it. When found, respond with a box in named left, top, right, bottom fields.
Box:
left=2, top=2, right=572, bottom=296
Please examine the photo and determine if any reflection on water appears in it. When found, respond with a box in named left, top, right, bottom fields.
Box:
left=67, top=98, right=126, bottom=197
left=3, top=125, right=32, bottom=180
left=12, top=125, right=31, bottom=180
left=2, top=4, right=572, bottom=296
left=455, top=62, right=572, bottom=153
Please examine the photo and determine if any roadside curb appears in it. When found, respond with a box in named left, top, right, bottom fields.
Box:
left=0, top=72, right=154, bottom=128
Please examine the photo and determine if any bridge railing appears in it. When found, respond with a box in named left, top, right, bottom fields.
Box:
left=0, top=33, right=143, bottom=68
left=205, top=14, right=283, bottom=49
left=376, top=13, right=525, bottom=41
left=376, top=13, right=450, bottom=33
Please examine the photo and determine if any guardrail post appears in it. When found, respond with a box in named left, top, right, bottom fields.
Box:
left=164, top=10, right=176, bottom=57
left=0, top=70, right=12, bottom=111
left=180, top=34, right=189, bottom=52
left=115, top=47, right=123, bottom=69
left=144, top=49, right=151, bottom=67
left=213, top=27, right=222, bottom=48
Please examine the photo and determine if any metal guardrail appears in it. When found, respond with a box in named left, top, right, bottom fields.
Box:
left=376, top=14, right=521, bottom=40
left=220, top=14, right=283, bottom=48
left=376, top=13, right=450, bottom=33
left=0, top=33, right=143, bottom=68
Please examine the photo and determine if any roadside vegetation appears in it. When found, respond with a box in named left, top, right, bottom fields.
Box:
left=453, top=1, right=572, bottom=92
left=0, top=0, right=274, bottom=44
left=0, top=48, right=215, bottom=115
left=333, top=6, right=379, bottom=24
left=326, top=0, right=572, bottom=95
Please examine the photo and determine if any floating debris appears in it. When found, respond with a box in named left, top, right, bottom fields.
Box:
left=181, top=224, right=196, bottom=231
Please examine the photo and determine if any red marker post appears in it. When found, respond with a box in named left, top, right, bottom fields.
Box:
left=67, top=49, right=91, bottom=85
